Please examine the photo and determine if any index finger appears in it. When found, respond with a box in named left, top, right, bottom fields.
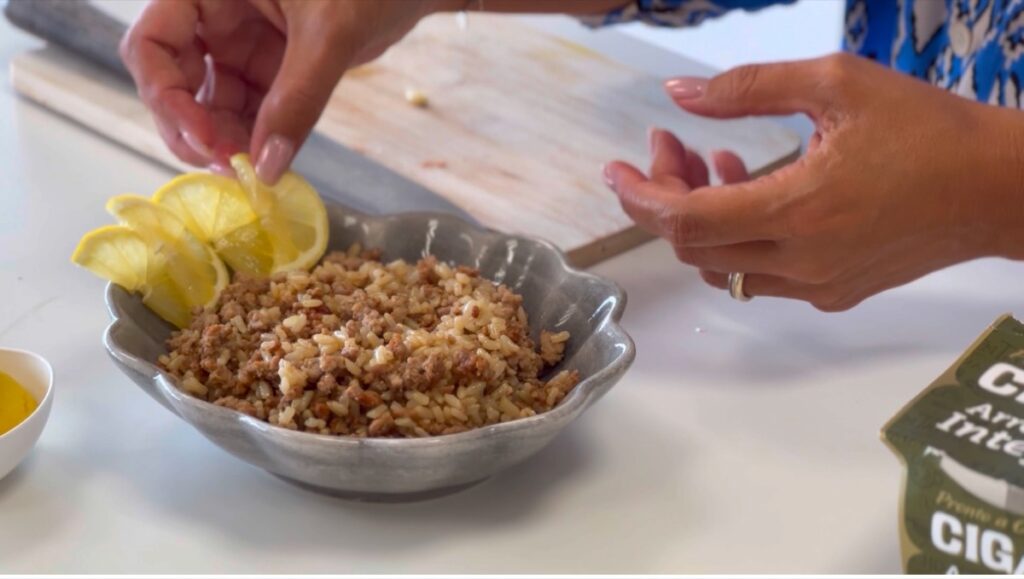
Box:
left=674, top=181, right=785, bottom=246
left=613, top=168, right=789, bottom=247
left=120, top=0, right=214, bottom=150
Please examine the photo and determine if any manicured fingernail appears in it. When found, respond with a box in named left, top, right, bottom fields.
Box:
left=208, top=162, right=235, bottom=178
left=664, top=77, right=708, bottom=100
left=182, top=131, right=213, bottom=159
left=601, top=163, right=615, bottom=188
left=255, top=134, right=295, bottom=185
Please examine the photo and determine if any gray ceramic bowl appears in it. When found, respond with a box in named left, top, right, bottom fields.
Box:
left=103, top=201, right=634, bottom=501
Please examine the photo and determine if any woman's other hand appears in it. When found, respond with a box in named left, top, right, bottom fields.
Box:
left=605, top=54, right=1024, bottom=311
left=119, top=0, right=439, bottom=183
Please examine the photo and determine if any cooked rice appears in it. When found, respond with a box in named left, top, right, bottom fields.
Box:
left=158, top=245, right=579, bottom=438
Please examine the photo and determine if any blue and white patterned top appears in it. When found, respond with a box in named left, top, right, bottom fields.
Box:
left=583, top=0, right=1024, bottom=107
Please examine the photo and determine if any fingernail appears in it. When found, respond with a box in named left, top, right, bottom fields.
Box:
left=182, top=131, right=213, bottom=159
left=647, top=127, right=659, bottom=156
left=601, top=163, right=615, bottom=188
left=208, top=162, right=235, bottom=178
left=255, top=134, right=295, bottom=185
left=664, top=77, right=708, bottom=100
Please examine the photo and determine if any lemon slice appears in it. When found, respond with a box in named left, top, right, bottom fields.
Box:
left=152, top=174, right=276, bottom=275
left=70, top=224, right=196, bottom=328
left=80, top=195, right=229, bottom=328
left=229, top=153, right=328, bottom=273
left=71, top=225, right=149, bottom=292
left=106, top=193, right=229, bottom=296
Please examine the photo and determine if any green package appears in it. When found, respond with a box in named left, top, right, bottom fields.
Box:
left=884, top=315, right=1024, bottom=574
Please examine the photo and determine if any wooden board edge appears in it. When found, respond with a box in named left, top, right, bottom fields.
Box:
left=567, top=225, right=655, bottom=269
left=566, top=142, right=801, bottom=268
left=750, top=144, right=802, bottom=177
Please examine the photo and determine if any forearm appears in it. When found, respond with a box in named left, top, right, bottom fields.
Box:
left=429, top=0, right=630, bottom=16
left=429, top=0, right=798, bottom=28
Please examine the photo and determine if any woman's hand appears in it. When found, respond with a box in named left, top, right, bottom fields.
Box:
left=119, top=0, right=443, bottom=183
left=604, top=53, right=1024, bottom=311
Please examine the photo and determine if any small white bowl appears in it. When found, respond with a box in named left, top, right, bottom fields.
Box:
left=0, top=348, right=54, bottom=480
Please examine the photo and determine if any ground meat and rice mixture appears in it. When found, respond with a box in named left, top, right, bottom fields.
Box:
left=158, top=245, right=579, bottom=437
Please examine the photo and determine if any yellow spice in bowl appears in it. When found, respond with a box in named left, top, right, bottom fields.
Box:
left=0, top=371, right=37, bottom=436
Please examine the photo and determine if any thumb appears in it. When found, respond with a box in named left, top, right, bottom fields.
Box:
left=250, top=27, right=351, bottom=185
left=664, top=58, right=827, bottom=120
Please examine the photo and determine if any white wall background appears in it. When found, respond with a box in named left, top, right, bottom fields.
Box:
left=620, top=0, right=846, bottom=71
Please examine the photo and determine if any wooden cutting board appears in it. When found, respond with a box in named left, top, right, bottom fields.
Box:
left=10, top=13, right=800, bottom=266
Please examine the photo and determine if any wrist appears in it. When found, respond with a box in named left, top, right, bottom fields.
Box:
left=976, top=105, right=1024, bottom=260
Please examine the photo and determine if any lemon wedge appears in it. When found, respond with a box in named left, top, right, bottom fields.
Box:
left=229, top=153, right=328, bottom=273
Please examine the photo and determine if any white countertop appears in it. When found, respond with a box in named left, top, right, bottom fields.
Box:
left=2, top=7, right=1023, bottom=575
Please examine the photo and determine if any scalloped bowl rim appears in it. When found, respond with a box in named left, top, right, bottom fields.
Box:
left=103, top=207, right=635, bottom=450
